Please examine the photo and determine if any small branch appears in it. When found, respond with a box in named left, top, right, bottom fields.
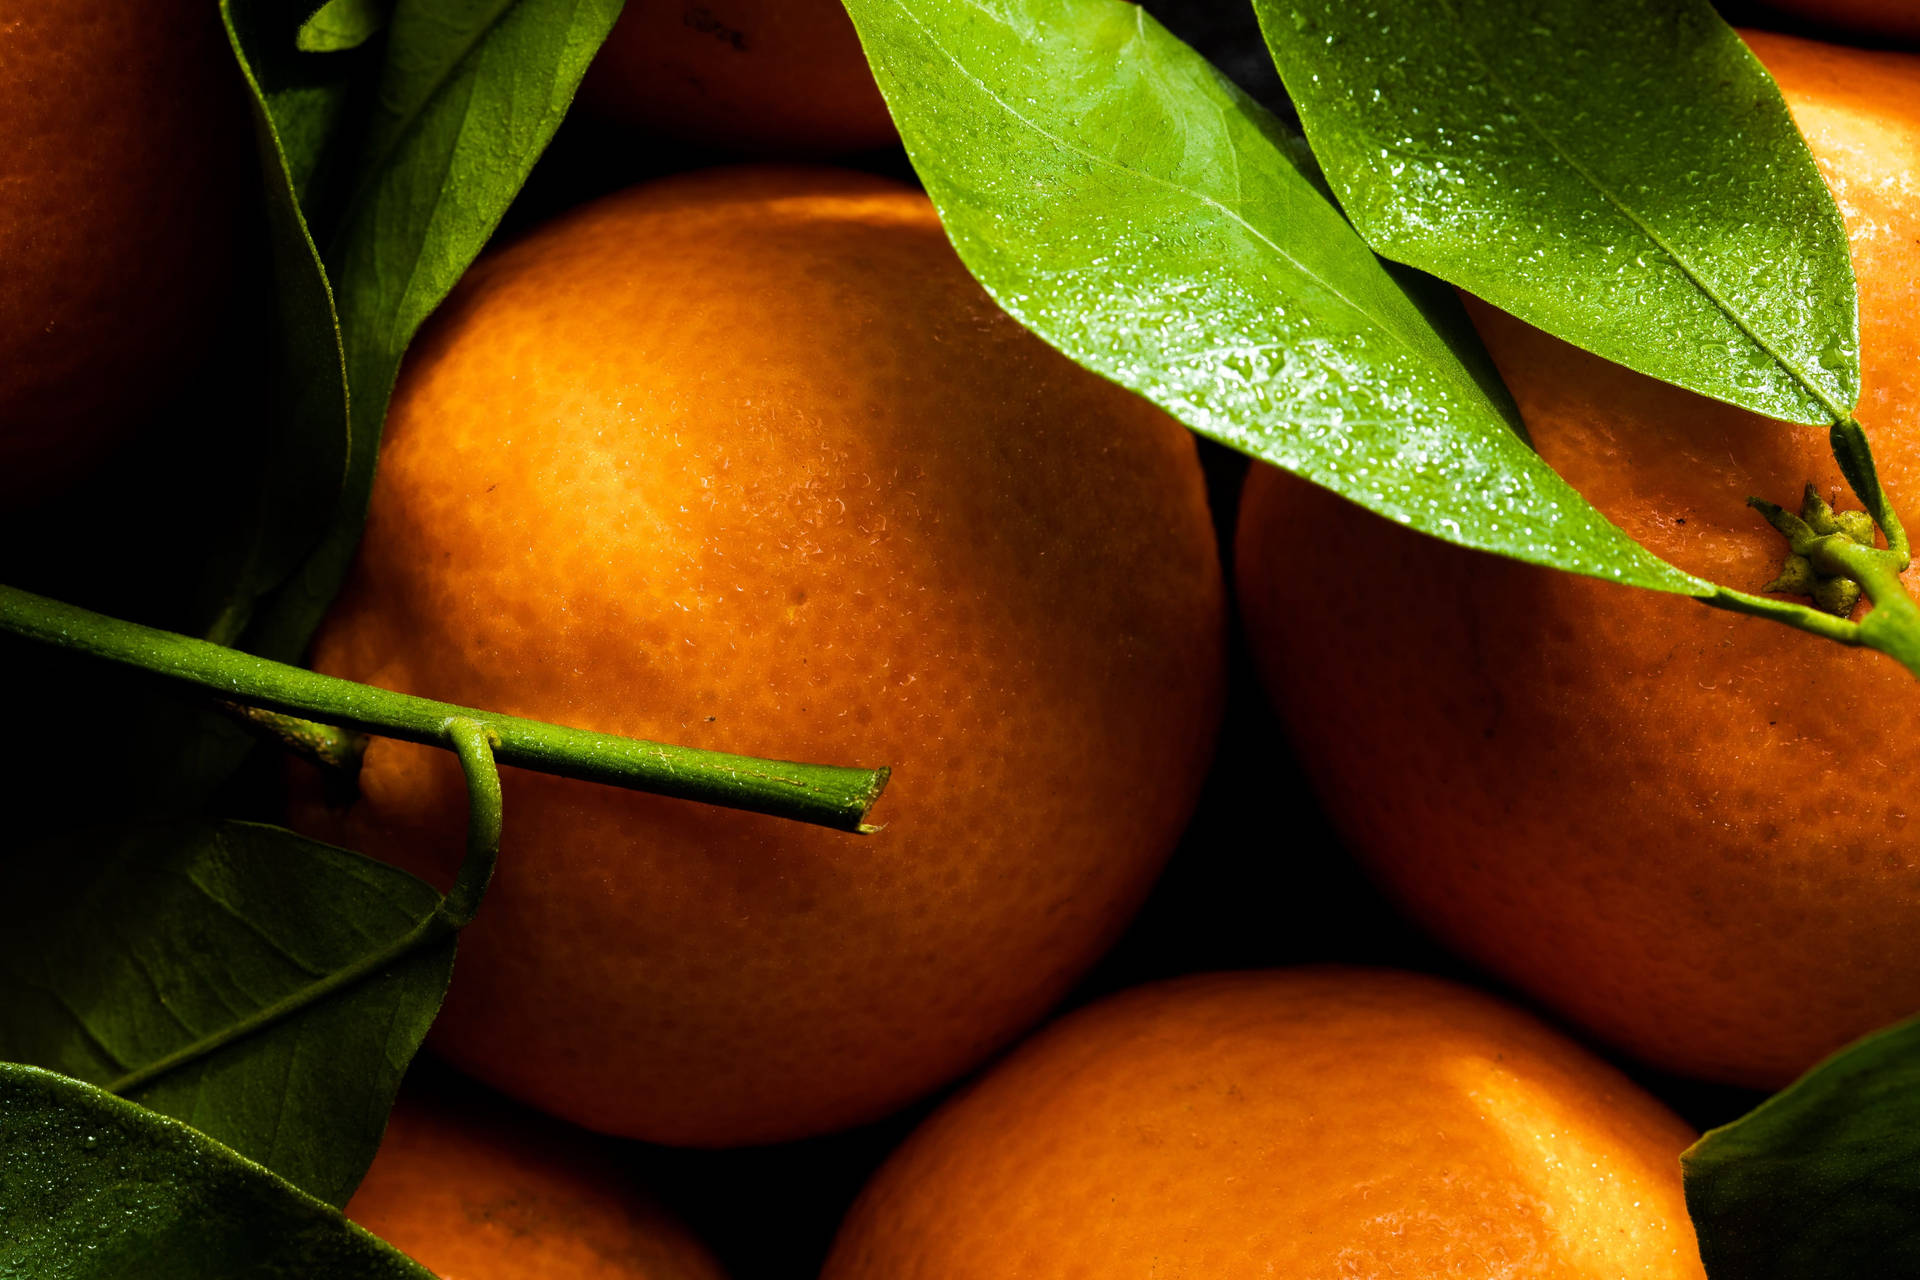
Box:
left=1706, top=585, right=1866, bottom=648
left=0, top=584, right=889, bottom=833
left=218, top=702, right=367, bottom=782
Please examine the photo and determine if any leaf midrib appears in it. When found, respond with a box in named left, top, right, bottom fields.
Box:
left=1426, top=0, right=1843, bottom=420
left=330, top=0, right=520, bottom=262
left=885, top=0, right=1493, bottom=411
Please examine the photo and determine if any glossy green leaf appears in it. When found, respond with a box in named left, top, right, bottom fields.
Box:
left=1254, top=0, right=1859, bottom=424
left=0, top=1063, right=432, bottom=1279
left=0, top=821, right=452, bottom=1208
left=301, top=0, right=393, bottom=53
left=843, top=0, right=1702, bottom=592
left=1682, top=1015, right=1920, bottom=1278
left=1141, top=0, right=1291, bottom=117
left=241, top=0, right=625, bottom=661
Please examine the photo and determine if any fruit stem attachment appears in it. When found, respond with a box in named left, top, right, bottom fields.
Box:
left=105, top=719, right=504, bottom=1100
left=1706, top=417, right=1920, bottom=680
left=0, top=583, right=889, bottom=833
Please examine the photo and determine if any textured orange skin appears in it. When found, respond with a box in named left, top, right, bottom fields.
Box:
left=824, top=969, right=1706, bottom=1280
left=577, top=0, right=895, bottom=153
left=1764, top=0, right=1920, bottom=41
left=0, top=0, right=244, bottom=498
left=295, top=167, right=1226, bottom=1146
left=1237, top=32, right=1920, bottom=1089
left=345, top=1092, right=726, bottom=1280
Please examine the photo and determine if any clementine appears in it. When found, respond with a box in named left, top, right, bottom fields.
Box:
left=823, top=968, right=1707, bottom=1279
left=0, top=0, right=245, bottom=500
left=346, top=1088, right=725, bottom=1280
left=294, top=166, right=1226, bottom=1146
left=1236, top=32, right=1920, bottom=1088
left=577, top=0, right=895, bottom=153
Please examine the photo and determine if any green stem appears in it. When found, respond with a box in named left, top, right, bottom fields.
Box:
left=441, top=717, right=501, bottom=927
left=1813, top=537, right=1920, bottom=675
left=1830, top=417, right=1910, bottom=562
left=106, top=718, right=508, bottom=1099
left=1708, top=575, right=1920, bottom=677
left=0, top=583, right=888, bottom=833
left=217, top=702, right=368, bottom=781
left=1707, top=584, right=1866, bottom=648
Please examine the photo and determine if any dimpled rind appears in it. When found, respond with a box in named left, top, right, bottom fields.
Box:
left=347, top=1091, right=728, bottom=1280
left=0, top=0, right=244, bottom=496
left=297, top=166, right=1226, bottom=1146
left=577, top=0, right=896, bottom=153
left=824, top=969, right=1707, bottom=1279
left=1238, top=32, right=1920, bottom=1089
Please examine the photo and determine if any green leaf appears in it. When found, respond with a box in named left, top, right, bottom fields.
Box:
left=0, top=1063, right=433, bottom=1279
left=241, top=0, right=625, bottom=661
left=301, top=0, right=394, bottom=53
left=0, top=821, right=452, bottom=1209
left=842, top=0, right=1701, bottom=592
left=0, top=4, right=371, bottom=819
left=1253, top=0, right=1859, bottom=424
left=228, top=0, right=385, bottom=218
left=1682, top=1015, right=1920, bottom=1278
left=210, top=0, right=356, bottom=648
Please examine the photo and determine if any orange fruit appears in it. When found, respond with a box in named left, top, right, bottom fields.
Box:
left=346, top=1088, right=726, bottom=1279
left=294, top=165, right=1226, bottom=1146
left=823, top=969, right=1707, bottom=1279
left=0, top=0, right=246, bottom=500
left=1763, top=0, right=1920, bottom=41
left=1236, top=31, right=1920, bottom=1089
left=576, top=0, right=895, bottom=153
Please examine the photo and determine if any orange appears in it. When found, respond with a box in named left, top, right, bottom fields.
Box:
left=823, top=968, right=1707, bottom=1279
left=346, top=1088, right=725, bottom=1279
left=576, top=0, right=896, bottom=153
left=0, top=0, right=246, bottom=500
left=1763, top=0, right=1920, bottom=41
left=1236, top=32, right=1920, bottom=1089
left=294, top=166, right=1226, bottom=1146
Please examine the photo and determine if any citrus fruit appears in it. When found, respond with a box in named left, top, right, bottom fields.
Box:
left=1763, top=0, right=1920, bottom=41
left=823, top=968, right=1707, bottom=1279
left=1236, top=31, right=1920, bottom=1089
left=294, top=165, right=1226, bottom=1146
left=346, top=1089, right=726, bottom=1279
left=0, top=0, right=246, bottom=500
left=577, top=0, right=895, bottom=153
